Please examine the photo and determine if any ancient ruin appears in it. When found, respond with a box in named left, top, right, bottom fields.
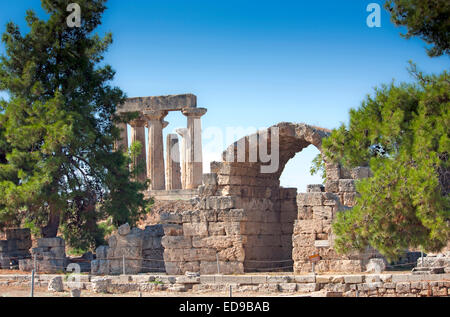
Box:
left=2, top=93, right=448, bottom=298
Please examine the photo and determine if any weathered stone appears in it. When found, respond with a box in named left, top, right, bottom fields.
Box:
left=366, top=258, right=387, bottom=273
left=92, top=277, right=111, bottom=293
left=118, top=223, right=131, bottom=236
left=70, top=289, right=81, bottom=297
left=183, top=222, right=208, bottom=236
left=338, top=179, right=355, bottom=192
left=37, top=237, right=65, bottom=248
left=48, top=276, right=64, bottom=292
left=296, top=283, right=319, bottom=292
left=162, top=236, right=192, bottom=249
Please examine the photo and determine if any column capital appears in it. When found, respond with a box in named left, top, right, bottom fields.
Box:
left=182, top=107, right=207, bottom=118
left=146, top=120, right=169, bottom=129
left=129, top=117, right=146, bottom=127
left=142, top=109, right=168, bottom=121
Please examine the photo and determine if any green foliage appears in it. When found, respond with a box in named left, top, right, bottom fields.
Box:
left=326, top=67, right=450, bottom=260
left=310, top=153, right=326, bottom=181
left=385, top=0, right=450, bottom=57
left=0, top=0, right=148, bottom=242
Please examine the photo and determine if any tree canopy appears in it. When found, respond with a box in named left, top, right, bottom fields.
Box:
left=0, top=0, right=148, bottom=248
left=322, top=66, right=449, bottom=260
left=385, top=0, right=450, bottom=57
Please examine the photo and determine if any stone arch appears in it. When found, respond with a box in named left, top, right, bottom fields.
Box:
left=209, top=122, right=337, bottom=272
left=211, top=122, right=332, bottom=199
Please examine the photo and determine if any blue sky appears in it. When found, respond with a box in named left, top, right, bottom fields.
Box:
left=1, top=1, right=449, bottom=191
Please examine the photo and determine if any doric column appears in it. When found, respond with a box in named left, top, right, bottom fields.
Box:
left=181, top=108, right=207, bottom=189
left=175, top=128, right=188, bottom=189
left=143, top=110, right=168, bottom=190
left=129, top=118, right=147, bottom=183
left=114, top=122, right=128, bottom=152
left=165, top=134, right=182, bottom=190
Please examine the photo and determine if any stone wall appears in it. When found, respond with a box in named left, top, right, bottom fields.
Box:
left=91, top=223, right=165, bottom=275
left=0, top=228, right=31, bottom=269
left=19, top=237, right=67, bottom=273
left=160, top=195, right=246, bottom=275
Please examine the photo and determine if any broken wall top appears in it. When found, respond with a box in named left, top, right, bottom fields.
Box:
left=116, top=94, right=197, bottom=114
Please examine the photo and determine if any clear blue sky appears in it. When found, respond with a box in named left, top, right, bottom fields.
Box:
left=1, top=1, right=449, bottom=191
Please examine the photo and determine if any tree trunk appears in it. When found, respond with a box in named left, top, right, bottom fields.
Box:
left=41, top=205, right=60, bottom=238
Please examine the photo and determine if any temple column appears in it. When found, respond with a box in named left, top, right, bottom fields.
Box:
left=175, top=128, right=188, bottom=189
left=114, top=122, right=128, bottom=152
left=181, top=108, right=207, bottom=189
left=129, top=118, right=147, bottom=183
left=143, top=110, right=168, bottom=190
left=165, top=134, right=182, bottom=190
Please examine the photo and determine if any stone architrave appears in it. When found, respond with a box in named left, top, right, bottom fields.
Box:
left=181, top=108, right=207, bottom=189
left=114, top=122, right=128, bottom=152
left=175, top=128, right=188, bottom=189
left=129, top=118, right=147, bottom=183
left=166, top=134, right=182, bottom=190
left=143, top=110, right=168, bottom=190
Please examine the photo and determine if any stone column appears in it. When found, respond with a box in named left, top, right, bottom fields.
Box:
left=143, top=110, right=168, bottom=190
left=114, top=122, right=128, bottom=152
left=181, top=108, right=207, bottom=189
left=165, top=134, right=182, bottom=190
left=175, top=128, right=188, bottom=189
left=129, top=118, right=147, bottom=183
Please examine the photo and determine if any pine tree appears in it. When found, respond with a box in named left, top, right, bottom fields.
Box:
left=0, top=0, right=148, bottom=245
left=323, top=67, right=449, bottom=260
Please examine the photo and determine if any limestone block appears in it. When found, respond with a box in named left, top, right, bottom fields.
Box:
left=297, top=193, right=323, bottom=206
left=328, top=260, right=363, bottom=272
left=279, top=283, right=297, bottom=293
left=162, top=237, right=192, bottom=251
left=217, top=209, right=246, bottom=222
left=350, top=167, right=370, bottom=179
left=396, top=282, right=411, bottom=294
left=165, top=261, right=200, bottom=275
left=296, top=283, right=319, bottom=292
left=292, top=233, right=315, bottom=248
left=206, top=196, right=236, bottom=210
left=325, top=164, right=340, bottom=181
left=6, top=228, right=31, bottom=243
left=208, top=222, right=226, bottom=236
left=161, top=224, right=183, bottom=236
left=223, top=222, right=241, bottom=235
left=70, top=289, right=81, bottom=297
left=338, top=179, right=356, bottom=192
left=294, top=219, right=322, bottom=234
left=48, top=276, right=64, bottom=292
left=200, top=261, right=244, bottom=275
left=344, top=275, right=363, bottom=284
left=202, top=173, right=218, bottom=185
left=365, top=258, right=387, bottom=273
left=312, top=206, right=333, bottom=220
left=144, top=224, right=164, bottom=237
left=118, top=223, right=131, bottom=236
left=297, top=206, right=313, bottom=220
left=192, top=236, right=236, bottom=249
left=160, top=212, right=183, bottom=224
left=217, top=244, right=245, bottom=262
left=183, top=222, right=208, bottom=236
left=50, top=246, right=66, bottom=259
left=37, top=237, right=65, bottom=248
left=343, top=192, right=357, bottom=207
left=325, top=180, right=339, bottom=193
left=92, top=277, right=111, bottom=293
left=18, top=259, right=33, bottom=271
left=294, top=275, right=316, bottom=283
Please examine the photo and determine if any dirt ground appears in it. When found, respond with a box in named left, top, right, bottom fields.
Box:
left=0, top=284, right=289, bottom=297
